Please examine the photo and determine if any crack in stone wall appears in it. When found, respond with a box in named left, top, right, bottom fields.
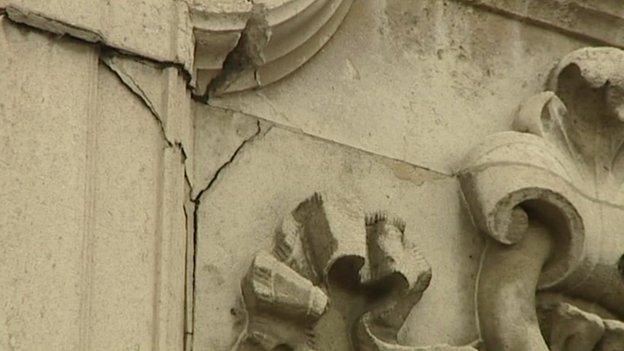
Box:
left=2, top=4, right=194, bottom=81
left=187, top=119, right=271, bottom=349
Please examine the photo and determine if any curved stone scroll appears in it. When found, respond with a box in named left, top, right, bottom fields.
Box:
left=460, top=47, right=624, bottom=350
left=233, top=193, right=477, bottom=351
left=190, top=0, right=354, bottom=97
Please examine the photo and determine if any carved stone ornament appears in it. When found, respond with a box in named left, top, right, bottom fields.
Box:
left=460, top=47, right=624, bottom=350
left=234, top=193, right=477, bottom=350
left=189, top=0, right=354, bottom=97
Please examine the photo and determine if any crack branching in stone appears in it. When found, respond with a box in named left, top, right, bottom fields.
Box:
left=1, top=10, right=270, bottom=351
left=100, top=48, right=197, bottom=350
left=206, top=104, right=454, bottom=178
left=187, top=119, right=269, bottom=347
left=192, top=119, right=267, bottom=202
left=101, top=51, right=163, bottom=125
left=101, top=51, right=191, bottom=166
left=101, top=56, right=182, bottom=148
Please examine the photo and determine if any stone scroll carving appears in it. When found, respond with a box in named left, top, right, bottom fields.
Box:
left=460, top=47, right=624, bottom=350
left=234, top=193, right=476, bottom=351
left=190, top=0, right=354, bottom=97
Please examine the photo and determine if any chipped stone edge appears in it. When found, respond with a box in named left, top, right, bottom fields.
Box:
left=3, top=4, right=194, bottom=78
left=190, top=0, right=355, bottom=98
left=455, top=0, right=624, bottom=49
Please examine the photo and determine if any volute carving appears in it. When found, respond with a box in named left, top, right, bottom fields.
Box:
left=234, top=193, right=476, bottom=351
left=189, top=0, right=354, bottom=97
left=460, top=47, right=624, bottom=350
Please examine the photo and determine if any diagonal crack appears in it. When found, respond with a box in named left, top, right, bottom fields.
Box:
left=187, top=119, right=270, bottom=348
left=101, top=50, right=175, bottom=148
left=192, top=119, right=267, bottom=202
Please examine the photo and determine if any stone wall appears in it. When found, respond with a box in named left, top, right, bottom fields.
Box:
left=1, top=1, right=623, bottom=350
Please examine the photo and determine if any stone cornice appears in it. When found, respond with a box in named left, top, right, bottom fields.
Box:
left=0, top=0, right=354, bottom=98
left=456, top=0, right=624, bottom=48
left=189, top=0, right=354, bottom=97
left=1, top=2, right=194, bottom=73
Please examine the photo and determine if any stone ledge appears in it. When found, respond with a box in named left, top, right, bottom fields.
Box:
left=456, top=0, right=624, bottom=48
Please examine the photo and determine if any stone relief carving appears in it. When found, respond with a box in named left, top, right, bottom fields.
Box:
left=189, top=0, right=354, bottom=97
left=460, top=47, right=624, bottom=350
left=234, top=193, right=476, bottom=350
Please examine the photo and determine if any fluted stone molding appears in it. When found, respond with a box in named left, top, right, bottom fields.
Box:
left=235, top=193, right=477, bottom=351
left=189, top=0, right=354, bottom=97
left=460, top=47, right=624, bottom=350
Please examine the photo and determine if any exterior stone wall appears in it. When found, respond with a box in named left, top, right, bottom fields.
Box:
left=1, top=1, right=623, bottom=350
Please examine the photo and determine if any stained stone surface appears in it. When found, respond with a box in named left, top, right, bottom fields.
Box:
left=193, top=114, right=483, bottom=350
left=210, top=0, right=595, bottom=174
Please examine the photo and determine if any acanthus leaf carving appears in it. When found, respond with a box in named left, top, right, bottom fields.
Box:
left=234, top=193, right=477, bottom=351
left=460, top=47, right=624, bottom=351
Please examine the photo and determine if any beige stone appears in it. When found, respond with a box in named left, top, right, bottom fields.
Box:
left=2, top=1, right=193, bottom=70
left=0, top=16, right=188, bottom=350
left=191, top=104, right=260, bottom=199
left=192, top=120, right=483, bottom=350
left=0, top=16, right=99, bottom=351
left=189, top=0, right=355, bottom=96
left=210, top=0, right=597, bottom=174
left=4, top=0, right=624, bottom=350
left=460, top=47, right=624, bottom=350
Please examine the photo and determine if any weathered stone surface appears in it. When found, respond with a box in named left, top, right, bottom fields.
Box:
left=189, top=0, right=355, bottom=96
left=210, top=0, right=595, bottom=174
left=457, top=0, right=624, bottom=49
left=102, top=51, right=194, bottom=186
left=0, top=17, right=187, bottom=350
left=460, top=47, right=624, bottom=350
left=189, top=0, right=252, bottom=95
left=1, top=0, right=194, bottom=69
left=0, top=16, right=99, bottom=351
left=192, top=104, right=260, bottom=199
left=193, top=117, right=483, bottom=350
left=5, top=0, right=624, bottom=350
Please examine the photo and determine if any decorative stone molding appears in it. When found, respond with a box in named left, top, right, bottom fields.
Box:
left=235, top=193, right=476, bottom=350
left=456, top=0, right=624, bottom=49
left=2, top=2, right=194, bottom=72
left=189, top=0, right=354, bottom=97
left=460, top=47, right=624, bottom=350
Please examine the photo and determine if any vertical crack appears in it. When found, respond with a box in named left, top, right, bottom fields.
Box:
left=187, top=119, right=270, bottom=350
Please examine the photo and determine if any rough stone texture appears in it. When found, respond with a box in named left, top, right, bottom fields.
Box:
left=4, top=0, right=624, bottom=350
left=192, top=115, right=482, bottom=350
left=458, top=46, right=624, bottom=351
left=0, top=17, right=99, bottom=351
left=0, top=17, right=187, bottom=350
left=457, top=0, right=624, bottom=48
left=210, top=0, right=595, bottom=174
left=1, top=0, right=194, bottom=70
left=192, top=105, right=259, bottom=200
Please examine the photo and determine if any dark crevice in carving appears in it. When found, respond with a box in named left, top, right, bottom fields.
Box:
left=189, top=120, right=269, bottom=351
left=461, top=47, right=624, bottom=351
left=192, top=119, right=264, bottom=202
left=235, top=193, right=476, bottom=350
left=206, top=4, right=268, bottom=98
left=619, top=254, right=624, bottom=282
